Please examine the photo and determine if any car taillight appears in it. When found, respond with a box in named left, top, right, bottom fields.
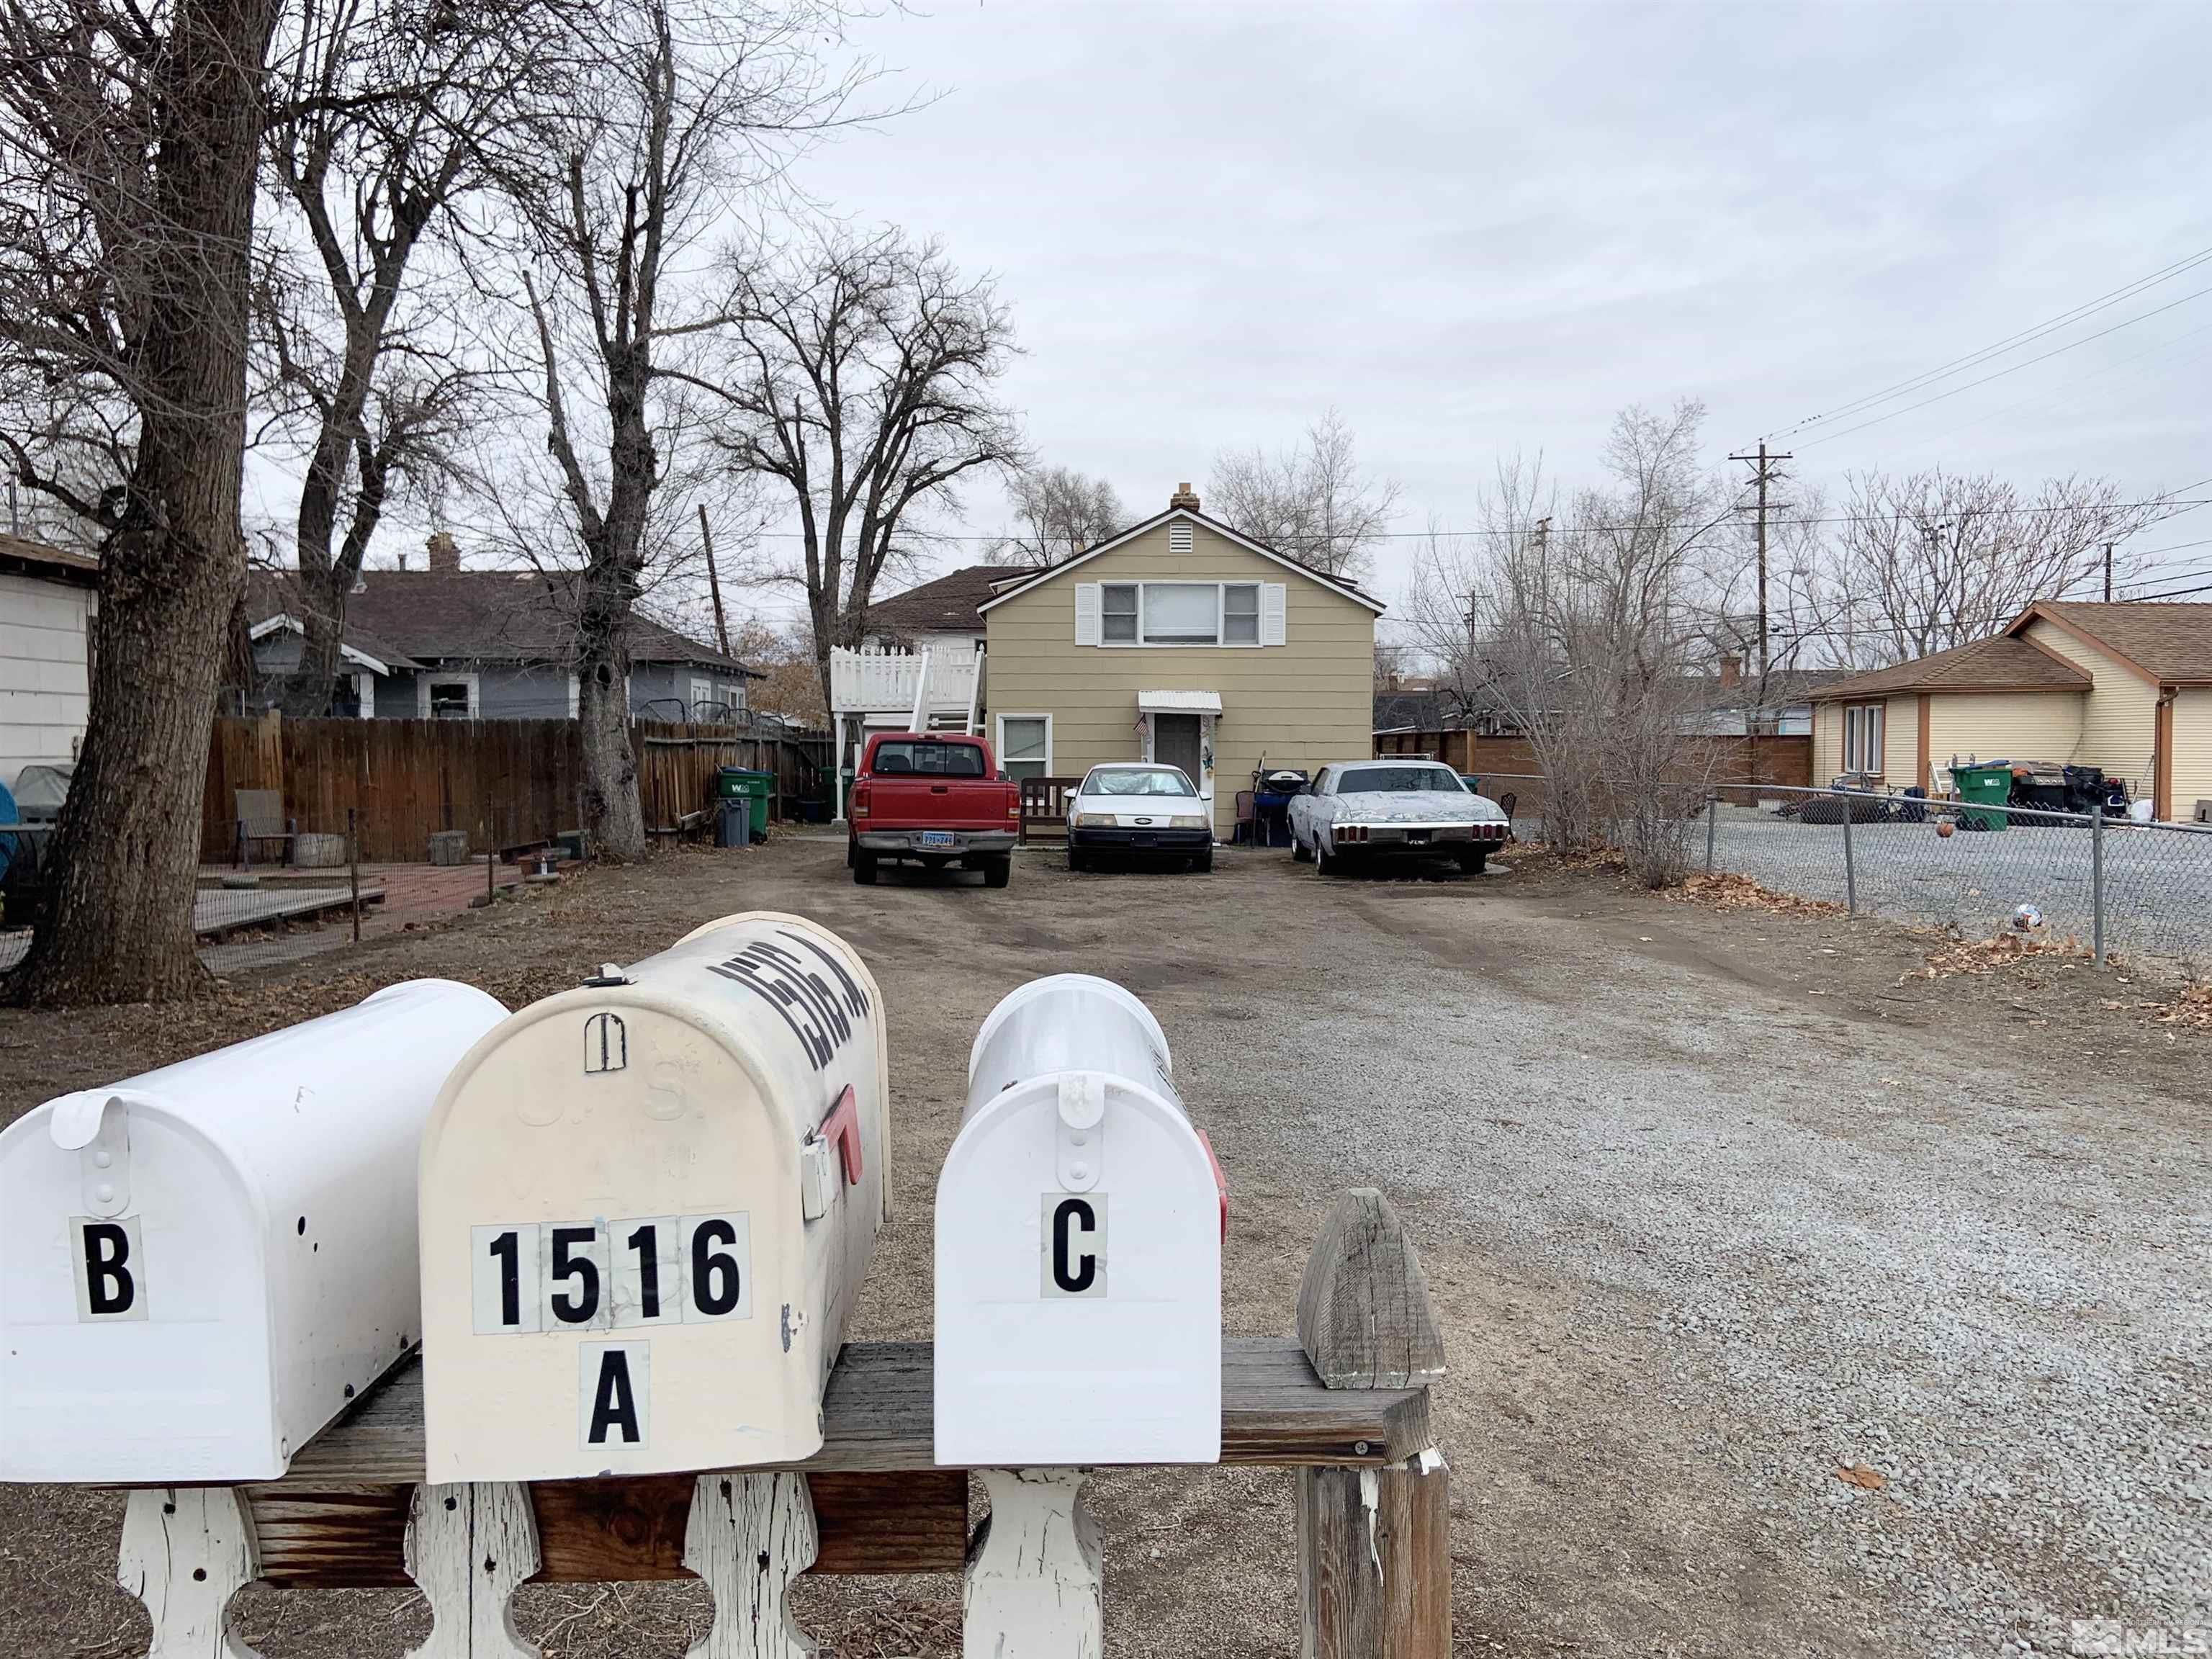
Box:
left=852, top=786, right=869, bottom=818
left=1007, top=796, right=1020, bottom=819
left=1340, top=824, right=1367, bottom=843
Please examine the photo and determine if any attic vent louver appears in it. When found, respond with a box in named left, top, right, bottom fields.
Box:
left=1169, top=523, right=1193, bottom=555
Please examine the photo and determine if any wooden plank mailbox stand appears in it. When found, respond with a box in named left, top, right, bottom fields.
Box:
left=104, top=1190, right=1447, bottom=1658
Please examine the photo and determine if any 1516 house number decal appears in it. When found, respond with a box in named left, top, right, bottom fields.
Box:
left=469, top=1213, right=752, bottom=1334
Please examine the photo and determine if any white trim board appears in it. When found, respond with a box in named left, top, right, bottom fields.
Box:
left=976, top=508, right=1387, bottom=616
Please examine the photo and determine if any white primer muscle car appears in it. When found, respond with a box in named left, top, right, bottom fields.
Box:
left=1287, top=760, right=1511, bottom=876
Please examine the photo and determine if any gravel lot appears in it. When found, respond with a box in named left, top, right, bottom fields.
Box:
left=1, top=835, right=2206, bottom=1658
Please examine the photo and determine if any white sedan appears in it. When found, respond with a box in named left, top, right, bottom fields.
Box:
left=1287, top=760, right=1511, bottom=877
left=1066, top=763, right=1214, bottom=873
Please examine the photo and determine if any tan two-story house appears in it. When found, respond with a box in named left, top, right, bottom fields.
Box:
left=980, top=485, right=1385, bottom=837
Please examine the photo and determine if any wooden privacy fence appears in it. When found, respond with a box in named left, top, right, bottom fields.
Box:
left=1373, top=730, right=1813, bottom=791
left=204, top=716, right=832, bottom=863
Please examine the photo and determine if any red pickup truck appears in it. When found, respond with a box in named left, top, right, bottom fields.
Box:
left=847, top=733, right=1020, bottom=888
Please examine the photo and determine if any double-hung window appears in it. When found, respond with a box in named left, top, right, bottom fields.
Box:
left=1843, top=703, right=1885, bottom=775
left=1102, top=583, right=1138, bottom=643
left=1098, top=581, right=1264, bottom=646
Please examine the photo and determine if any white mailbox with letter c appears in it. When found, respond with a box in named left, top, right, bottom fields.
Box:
left=0, top=979, right=507, bottom=1483
left=936, top=974, right=1223, bottom=1466
left=417, top=911, right=889, bottom=1483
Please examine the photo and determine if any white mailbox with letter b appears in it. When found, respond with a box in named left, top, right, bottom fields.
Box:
left=418, top=911, right=889, bottom=1482
left=936, top=974, right=1223, bottom=1466
left=0, top=979, right=507, bottom=1483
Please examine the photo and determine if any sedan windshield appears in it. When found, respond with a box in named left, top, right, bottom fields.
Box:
left=1087, top=768, right=1195, bottom=797
left=1336, top=765, right=1460, bottom=794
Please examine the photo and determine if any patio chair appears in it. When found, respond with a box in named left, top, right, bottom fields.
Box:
left=233, top=788, right=297, bottom=871
left=1498, top=791, right=1518, bottom=822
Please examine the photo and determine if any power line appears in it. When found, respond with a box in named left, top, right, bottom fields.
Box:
left=1762, top=241, right=2212, bottom=442
left=745, top=492, right=2212, bottom=544
left=1794, top=281, right=2212, bottom=450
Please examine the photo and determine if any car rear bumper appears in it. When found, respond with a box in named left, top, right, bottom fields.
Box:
left=1071, top=827, right=1213, bottom=853
left=853, top=830, right=1017, bottom=856
left=1333, top=823, right=1510, bottom=855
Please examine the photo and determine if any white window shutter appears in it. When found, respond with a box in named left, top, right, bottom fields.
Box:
left=1261, top=583, right=1287, bottom=646
left=1074, top=583, right=1102, bottom=646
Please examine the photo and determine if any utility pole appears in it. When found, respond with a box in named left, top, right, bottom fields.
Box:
left=698, top=503, right=732, bottom=660
left=1728, top=444, right=1791, bottom=678
left=2103, top=541, right=2114, bottom=603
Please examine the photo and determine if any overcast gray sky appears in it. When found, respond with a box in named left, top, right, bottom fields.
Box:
left=781, top=0, right=2212, bottom=624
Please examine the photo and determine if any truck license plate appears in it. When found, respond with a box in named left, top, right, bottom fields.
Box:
left=919, top=831, right=955, bottom=849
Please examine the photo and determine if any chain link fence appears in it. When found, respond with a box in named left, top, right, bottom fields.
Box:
left=1704, top=787, right=2212, bottom=972
left=1465, top=771, right=2211, bottom=974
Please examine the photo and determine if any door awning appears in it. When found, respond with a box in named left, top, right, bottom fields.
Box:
left=1137, top=690, right=1223, bottom=714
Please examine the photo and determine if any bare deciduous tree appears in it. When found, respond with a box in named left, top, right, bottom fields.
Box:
left=505, top=0, right=860, bottom=859
left=711, top=225, right=1025, bottom=709
left=1410, top=403, right=1735, bottom=885
left=1207, top=407, right=1398, bottom=582
left=0, top=0, right=287, bottom=1003
left=986, top=464, right=1120, bottom=566
left=255, top=0, right=569, bottom=713
left=1820, top=469, right=2164, bottom=665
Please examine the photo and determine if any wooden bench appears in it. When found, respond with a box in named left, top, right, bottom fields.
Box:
left=1017, top=775, right=1079, bottom=844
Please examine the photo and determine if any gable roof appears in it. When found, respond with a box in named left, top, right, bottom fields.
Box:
left=246, top=569, right=755, bottom=675
left=976, top=507, right=1388, bottom=616
left=0, top=533, right=99, bottom=588
left=2008, top=601, right=2212, bottom=685
left=1808, top=634, right=2091, bottom=701
left=867, top=564, right=1040, bottom=636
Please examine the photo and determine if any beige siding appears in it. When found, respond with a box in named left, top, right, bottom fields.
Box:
left=1812, top=694, right=1917, bottom=783
left=2171, top=689, right=2212, bottom=822
left=1812, top=702, right=1842, bottom=781
left=984, top=521, right=1376, bottom=833
left=2020, top=618, right=2158, bottom=791
left=1925, top=691, right=2085, bottom=778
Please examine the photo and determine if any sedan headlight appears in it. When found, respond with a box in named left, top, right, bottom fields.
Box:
left=1169, top=815, right=1208, bottom=830
left=1072, top=812, right=1114, bottom=828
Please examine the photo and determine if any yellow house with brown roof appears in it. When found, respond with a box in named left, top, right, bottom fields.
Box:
left=1808, top=601, right=2212, bottom=821
left=979, top=485, right=1385, bottom=837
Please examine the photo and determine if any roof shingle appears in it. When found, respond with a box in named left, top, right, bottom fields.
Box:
left=2015, top=601, right=2212, bottom=684
left=866, top=565, right=1040, bottom=637
left=247, top=569, right=750, bottom=674
left=1808, top=634, right=2091, bottom=701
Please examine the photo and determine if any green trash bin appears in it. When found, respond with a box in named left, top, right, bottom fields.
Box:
left=719, top=768, right=773, bottom=842
left=1951, top=763, right=2013, bottom=832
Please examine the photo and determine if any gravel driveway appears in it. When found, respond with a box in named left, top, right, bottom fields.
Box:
left=0, top=836, right=2204, bottom=1659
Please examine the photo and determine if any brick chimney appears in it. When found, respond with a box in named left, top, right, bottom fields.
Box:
left=426, top=531, right=462, bottom=572
left=1719, top=652, right=1743, bottom=689
left=1168, top=481, right=1201, bottom=511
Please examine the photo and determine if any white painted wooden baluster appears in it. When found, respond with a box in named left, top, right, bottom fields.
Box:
left=683, top=1470, right=819, bottom=1659
left=401, top=1480, right=541, bottom=1658
left=965, top=1468, right=1102, bottom=1659
left=119, top=1488, right=264, bottom=1659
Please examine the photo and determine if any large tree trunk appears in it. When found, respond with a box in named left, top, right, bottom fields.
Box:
left=10, top=0, right=282, bottom=1007
left=576, top=575, right=647, bottom=861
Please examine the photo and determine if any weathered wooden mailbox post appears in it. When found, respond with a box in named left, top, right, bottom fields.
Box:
left=9, top=946, right=1452, bottom=1658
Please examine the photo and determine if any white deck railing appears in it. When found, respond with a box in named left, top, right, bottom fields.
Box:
left=830, top=645, right=981, bottom=716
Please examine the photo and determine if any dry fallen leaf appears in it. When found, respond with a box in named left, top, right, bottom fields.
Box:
left=1835, top=1464, right=1886, bottom=1491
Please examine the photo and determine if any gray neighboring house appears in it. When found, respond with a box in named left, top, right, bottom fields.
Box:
left=243, top=547, right=756, bottom=721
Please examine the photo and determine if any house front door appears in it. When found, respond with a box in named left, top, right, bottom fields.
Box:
left=1155, top=713, right=1202, bottom=784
